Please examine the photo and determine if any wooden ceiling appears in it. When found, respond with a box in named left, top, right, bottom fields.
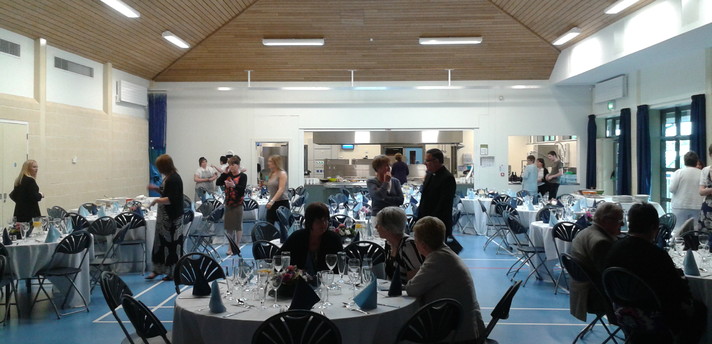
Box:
left=0, top=0, right=656, bottom=82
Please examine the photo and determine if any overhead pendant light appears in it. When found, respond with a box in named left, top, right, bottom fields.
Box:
left=100, top=0, right=140, bottom=18
left=162, top=31, right=190, bottom=49
left=262, top=39, right=325, bottom=46
left=419, top=37, right=482, bottom=45
left=552, top=27, right=581, bottom=46
left=604, top=0, right=640, bottom=14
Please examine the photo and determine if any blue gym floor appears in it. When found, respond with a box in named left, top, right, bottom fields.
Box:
left=2, top=234, right=620, bottom=343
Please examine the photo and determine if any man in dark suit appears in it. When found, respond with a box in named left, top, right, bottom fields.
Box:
left=605, top=202, right=706, bottom=343
left=417, top=148, right=455, bottom=237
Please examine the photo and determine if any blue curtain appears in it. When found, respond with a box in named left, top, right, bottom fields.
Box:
left=148, top=92, right=167, bottom=196
left=691, top=94, right=707, bottom=166
left=636, top=105, right=651, bottom=195
left=616, top=108, right=632, bottom=195
left=586, top=114, right=597, bottom=189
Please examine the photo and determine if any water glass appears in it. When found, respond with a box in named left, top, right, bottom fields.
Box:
left=337, top=252, right=347, bottom=283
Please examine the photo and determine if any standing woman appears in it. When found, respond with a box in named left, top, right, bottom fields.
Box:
left=265, top=155, right=289, bottom=225
left=223, top=156, right=247, bottom=254
left=391, top=153, right=409, bottom=185
left=536, top=158, right=549, bottom=198
left=194, top=157, right=217, bottom=201
left=146, top=154, right=184, bottom=281
left=10, top=160, right=44, bottom=222
left=367, top=155, right=404, bottom=216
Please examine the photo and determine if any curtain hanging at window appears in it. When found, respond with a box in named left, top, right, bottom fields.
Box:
left=616, top=108, right=632, bottom=195
left=690, top=94, right=707, bottom=166
left=636, top=105, right=651, bottom=195
left=148, top=92, right=167, bottom=196
left=586, top=114, right=597, bottom=189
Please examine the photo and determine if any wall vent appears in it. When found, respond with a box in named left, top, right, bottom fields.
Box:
left=0, top=38, right=21, bottom=57
left=116, top=80, right=148, bottom=107
left=593, top=75, right=627, bottom=103
left=54, top=56, right=94, bottom=77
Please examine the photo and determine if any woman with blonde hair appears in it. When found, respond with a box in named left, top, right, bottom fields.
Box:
left=367, top=155, right=404, bottom=216
left=10, top=159, right=44, bottom=222
left=146, top=154, right=184, bottom=281
left=265, top=155, right=289, bottom=225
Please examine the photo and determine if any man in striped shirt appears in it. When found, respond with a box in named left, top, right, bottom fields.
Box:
left=376, top=206, right=424, bottom=284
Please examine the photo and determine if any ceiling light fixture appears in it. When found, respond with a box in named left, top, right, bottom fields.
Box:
left=262, top=39, right=325, bottom=46
left=604, top=0, right=640, bottom=14
left=162, top=31, right=189, bottom=49
left=281, top=86, right=331, bottom=91
left=100, top=0, right=140, bottom=18
left=217, top=87, right=232, bottom=91
left=419, top=37, right=482, bottom=45
left=552, top=27, right=581, bottom=46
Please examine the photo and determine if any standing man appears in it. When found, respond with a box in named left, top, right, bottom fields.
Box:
left=546, top=151, right=564, bottom=199
left=417, top=148, right=456, bottom=237
left=521, top=155, right=538, bottom=199
left=669, top=151, right=703, bottom=236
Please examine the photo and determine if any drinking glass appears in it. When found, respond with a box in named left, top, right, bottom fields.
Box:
left=699, top=233, right=710, bottom=270
left=273, top=255, right=284, bottom=274
left=325, top=254, right=337, bottom=273
left=361, top=266, right=373, bottom=285
left=337, top=252, right=347, bottom=283
left=347, top=258, right=361, bottom=297
left=281, top=251, right=291, bottom=269
left=20, top=223, right=30, bottom=242
left=224, top=266, right=234, bottom=301
left=317, top=270, right=333, bottom=308
left=269, top=274, right=283, bottom=308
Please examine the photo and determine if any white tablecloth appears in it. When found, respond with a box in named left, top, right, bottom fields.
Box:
left=583, top=198, right=665, bottom=217
left=172, top=281, right=418, bottom=344
left=529, top=221, right=573, bottom=261
left=460, top=198, right=492, bottom=235
left=6, top=233, right=94, bottom=310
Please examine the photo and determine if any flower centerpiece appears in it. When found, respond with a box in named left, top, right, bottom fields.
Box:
left=332, top=223, right=356, bottom=237
left=270, top=265, right=313, bottom=297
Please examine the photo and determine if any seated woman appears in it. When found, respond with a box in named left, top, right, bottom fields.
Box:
left=279, top=202, right=342, bottom=274
left=367, top=155, right=404, bottom=216
left=376, top=206, right=424, bottom=284
left=406, top=216, right=486, bottom=343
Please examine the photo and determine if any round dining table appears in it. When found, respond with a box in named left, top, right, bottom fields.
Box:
left=172, top=281, right=418, bottom=344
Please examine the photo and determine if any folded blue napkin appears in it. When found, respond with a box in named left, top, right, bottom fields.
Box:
left=289, top=276, right=320, bottom=310
left=388, top=266, right=402, bottom=297
left=208, top=280, right=226, bottom=313
left=353, top=274, right=377, bottom=310
left=572, top=200, right=582, bottom=212
left=78, top=207, right=89, bottom=217
left=683, top=250, right=700, bottom=276
left=65, top=217, right=74, bottom=234
left=3, top=228, right=12, bottom=245
left=548, top=209, right=558, bottom=226
left=526, top=201, right=535, bottom=211
left=97, top=206, right=106, bottom=217
left=45, top=224, right=61, bottom=243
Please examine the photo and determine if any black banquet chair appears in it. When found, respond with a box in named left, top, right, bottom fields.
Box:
left=396, top=298, right=463, bottom=344
left=114, top=211, right=149, bottom=274
left=551, top=221, right=582, bottom=294
left=121, top=295, right=172, bottom=344
left=99, top=271, right=137, bottom=344
left=477, top=280, right=522, bottom=344
left=252, top=240, right=281, bottom=260
left=173, top=252, right=226, bottom=294
left=251, top=221, right=281, bottom=243
left=252, top=310, right=341, bottom=344
left=65, top=212, right=90, bottom=231
left=343, top=240, right=387, bottom=279
left=30, top=230, right=92, bottom=318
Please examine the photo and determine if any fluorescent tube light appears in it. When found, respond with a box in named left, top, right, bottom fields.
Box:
left=354, top=131, right=371, bottom=144
left=511, top=85, right=541, bottom=89
left=419, top=37, right=482, bottom=45
left=415, top=86, right=465, bottom=90
left=162, top=31, right=189, bottom=49
left=217, top=87, right=232, bottom=91
left=552, top=27, right=581, bottom=46
left=281, top=87, right=331, bottom=91
left=262, top=39, right=324, bottom=46
left=422, top=130, right=440, bottom=142
left=604, top=0, right=640, bottom=14
left=100, top=0, right=140, bottom=18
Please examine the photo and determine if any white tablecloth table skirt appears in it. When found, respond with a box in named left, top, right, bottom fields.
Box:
left=172, top=282, right=418, bottom=344
left=6, top=234, right=94, bottom=310
left=460, top=198, right=492, bottom=235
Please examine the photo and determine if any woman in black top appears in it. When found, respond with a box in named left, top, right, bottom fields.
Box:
left=146, top=154, right=184, bottom=281
left=223, top=155, right=247, bottom=255
left=279, top=202, right=342, bottom=274
left=10, top=160, right=43, bottom=222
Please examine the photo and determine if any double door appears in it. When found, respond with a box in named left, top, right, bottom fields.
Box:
left=1, top=121, right=29, bottom=225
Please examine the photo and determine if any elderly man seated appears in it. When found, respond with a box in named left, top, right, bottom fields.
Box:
left=406, top=216, right=485, bottom=343
left=604, top=202, right=707, bottom=343
left=375, top=206, right=424, bottom=284
left=569, top=202, right=623, bottom=321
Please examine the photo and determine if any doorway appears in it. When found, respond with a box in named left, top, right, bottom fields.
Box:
left=256, top=142, right=289, bottom=185
left=1, top=120, right=29, bottom=225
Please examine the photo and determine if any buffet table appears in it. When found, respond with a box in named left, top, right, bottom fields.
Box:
left=172, top=282, right=418, bottom=344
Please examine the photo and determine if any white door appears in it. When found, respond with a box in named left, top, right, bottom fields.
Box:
left=1, top=121, right=29, bottom=225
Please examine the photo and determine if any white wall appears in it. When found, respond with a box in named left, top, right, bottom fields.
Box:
left=0, top=27, right=34, bottom=98
left=159, top=81, right=592, bottom=196
left=46, top=46, right=103, bottom=110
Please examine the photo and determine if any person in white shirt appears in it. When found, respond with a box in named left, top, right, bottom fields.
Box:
left=669, top=151, right=703, bottom=235
left=194, top=157, right=218, bottom=201
left=521, top=155, right=538, bottom=197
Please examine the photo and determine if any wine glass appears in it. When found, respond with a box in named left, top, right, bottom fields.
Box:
left=281, top=251, right=291, bottom=269
left=223, top=266, right=234, bottom=301
left=698, top=233, right=710, bottom=271
left=325, top=254, right=337, bottom=273
left=317, top=270, right=333, bottom=308
left=337, top=252, right=347, bottom=283
left=256, top=260, right=272, bottom=309
left=273, top=255, right=284, bottom=274
left=20, top=223, right=30, bottom=242
left=347, top=258, right=361, bottom=297
left=269, top=273, right=283, bottom=308
left=361, top=266, right=373, bottom=285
